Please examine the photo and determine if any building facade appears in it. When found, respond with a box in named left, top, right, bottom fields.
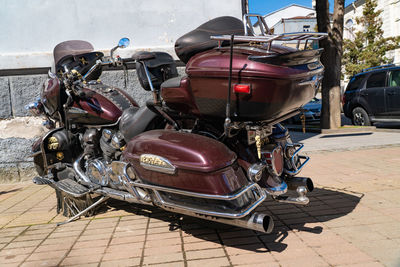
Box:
left=344, top=0, right=400, bottom=63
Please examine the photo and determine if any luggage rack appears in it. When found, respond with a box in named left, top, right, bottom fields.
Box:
left=211, top=32, right=328, bottom=51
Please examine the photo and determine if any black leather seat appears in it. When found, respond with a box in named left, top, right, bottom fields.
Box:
left=175, top=16, right=245, bottom=64
left=119, top=106, right=157, bottom=141
left=161, top=77, right=182, bottom=89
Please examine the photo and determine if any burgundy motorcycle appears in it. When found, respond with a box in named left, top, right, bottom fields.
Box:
left=28, top=14, right=326, bottom=233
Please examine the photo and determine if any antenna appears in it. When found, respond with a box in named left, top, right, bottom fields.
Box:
left=224, top=35, right=235, bottom=136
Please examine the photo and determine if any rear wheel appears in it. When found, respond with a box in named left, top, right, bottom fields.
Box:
left=352, top=107, right=371, bottom=126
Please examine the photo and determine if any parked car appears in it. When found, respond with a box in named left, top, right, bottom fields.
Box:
left=343, top=64, right=400, bottom=126
left=285, top=97, right=321, bottom=124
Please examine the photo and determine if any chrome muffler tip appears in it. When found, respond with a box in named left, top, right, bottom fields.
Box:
left=246, top=213, right=274, bottom=234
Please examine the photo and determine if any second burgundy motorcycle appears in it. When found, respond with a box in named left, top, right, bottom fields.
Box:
left=28, top=14, right=326, bottom=233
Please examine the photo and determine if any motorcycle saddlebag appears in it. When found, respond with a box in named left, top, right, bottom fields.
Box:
left=122, top=130, right=248, bottom=195
left=135, top=52, right=178, bottom=91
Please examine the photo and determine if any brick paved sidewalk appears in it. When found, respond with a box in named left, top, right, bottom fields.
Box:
left=1, top=147, right=400, bottom=267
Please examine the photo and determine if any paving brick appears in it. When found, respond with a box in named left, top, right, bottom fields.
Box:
left=78, top=233, right=112, bottom=242
left=67, top=246, right=106, bottom=257
left=278, top=255, right=329, bottom=267
left=102, top=245, right=142, bottom=261
left=142, top=251, right=183, bottom=265
left=322, top=251, right=377, bottom=266
left=146, top=237, right=182, bottom=248
left=144, top=244, right=181, bottom=256
left=225, top=243, right=269, bottom=256
left=148, top=261, right=185, bottom=267
left=4, top=239, right=42, bottom=249
left=185, top=248, right=225, bottom=260
left=26, top=250, right=67, bottom=261
left=222, top=236, right=263, bottom=246
left=61, top=254, right=103, bottom=265
left=146, top=231, right=180, bottom=241
left=0, top=253, right=31, bottom=264
left=230, top=253, right=276, bottom=265
left=99, top=257, right=141, bottom=267
left=336, top=262, right=384, bottom=267
left=271, top=245, right=319, bottom=261
left=0, top=246, right=36, bottom=257
left=109, top=234, right=145, bottom=245
left=20, top=258, right=61, bottom=267
left=187, top=257, right=230, bottom=267
left=184, top=241, right=222, bottom=251
left=112, top=228, right=146, bottom=237
left=72, top=239, right=109, bottom=249
left=35, top=242, right=74, bottom=252
left=183, top=233, right=219, bottom=244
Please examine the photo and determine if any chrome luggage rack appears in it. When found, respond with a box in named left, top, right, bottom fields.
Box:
left=211, top=32, right=328, bottom=52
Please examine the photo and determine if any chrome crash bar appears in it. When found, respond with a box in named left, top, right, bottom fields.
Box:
left=284, top=143, right=310, bottom=175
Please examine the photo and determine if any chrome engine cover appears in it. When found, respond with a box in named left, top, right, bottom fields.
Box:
left=85, top=159, right=136, bottom=191
left=86, top=159, right=109, bottom=186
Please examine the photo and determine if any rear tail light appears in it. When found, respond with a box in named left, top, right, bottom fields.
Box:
left=341, top=93, right=346, bottom=105
left=233, top=84, right=251, bottom=94
left=262, top=145, right=284, bottom=176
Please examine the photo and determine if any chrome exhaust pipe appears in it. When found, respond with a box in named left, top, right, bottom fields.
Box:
left=98, top=187, right=274, bottom=233
left=286, top=177, right=314, bottom=192
left=196, top=211, right=274, bottom=234
left=95, top=187, right=151, bottom=205
left=160, top=204, right=274, bottom=233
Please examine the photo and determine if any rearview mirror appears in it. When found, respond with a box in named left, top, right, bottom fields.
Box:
left=118, top=38, right=130, bottom=48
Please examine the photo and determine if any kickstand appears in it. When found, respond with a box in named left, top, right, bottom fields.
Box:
left=57, top=196, right=109, bottom=226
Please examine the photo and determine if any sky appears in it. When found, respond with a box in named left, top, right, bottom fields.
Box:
left=248, top=0, right=356, bottom=15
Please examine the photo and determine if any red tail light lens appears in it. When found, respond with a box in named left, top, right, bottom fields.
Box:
left=262, top=145, right=284, bottom=176
left=233, top=84, right=251, bottom=94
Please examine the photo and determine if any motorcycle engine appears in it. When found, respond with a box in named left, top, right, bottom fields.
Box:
left=84, top=128, right=129, bottom=190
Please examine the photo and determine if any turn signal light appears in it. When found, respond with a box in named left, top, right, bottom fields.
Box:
left=233, top=84, right=251, bottom=94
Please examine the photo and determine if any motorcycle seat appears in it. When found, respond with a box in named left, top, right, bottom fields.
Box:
left=161, top=77, right=182, bottom=89
left=132, top=51, right=156, bottom=61
left=175, top=16, right=245, bottom=64
left=119, top=106, right=157, bottom=141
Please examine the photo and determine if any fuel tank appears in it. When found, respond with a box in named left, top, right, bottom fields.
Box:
left=162, top=46, right=323, bottom=122
left=67, top=82, right=138, bottom=125
left=123, top=130, right=249, bottom=195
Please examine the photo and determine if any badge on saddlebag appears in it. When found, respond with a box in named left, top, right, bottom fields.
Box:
left=139, top=154, right=176, bottom=175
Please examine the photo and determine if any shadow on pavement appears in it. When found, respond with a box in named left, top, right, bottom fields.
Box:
left=320, top=132, right=373, bottom=138
left=0, top=188, right=21, bottom=196
left=104, top=186, right=362, bottom=254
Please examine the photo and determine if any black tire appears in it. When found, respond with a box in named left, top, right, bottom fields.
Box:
left=352, top=107, right=371, bottom=126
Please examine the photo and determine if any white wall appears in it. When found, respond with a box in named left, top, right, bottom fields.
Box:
left=0, top=0, right=243, bottom=70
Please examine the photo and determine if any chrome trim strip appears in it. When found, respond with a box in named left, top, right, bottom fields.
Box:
left=153, top=187, right=266, bottom=219
left=129, top=180, right=261, bottom=201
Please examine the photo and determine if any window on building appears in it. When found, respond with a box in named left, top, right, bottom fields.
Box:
left=303, top=25, right=310, bottom=32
